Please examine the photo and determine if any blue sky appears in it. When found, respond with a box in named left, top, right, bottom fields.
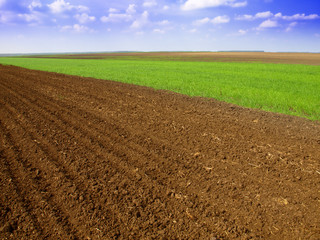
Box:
left=0, top=0, right=319, bottom=53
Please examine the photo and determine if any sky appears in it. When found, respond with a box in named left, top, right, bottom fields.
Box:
left=0, top=0, right=319, bottom=53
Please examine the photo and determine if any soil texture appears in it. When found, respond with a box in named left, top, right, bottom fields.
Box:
left=0, top=64, right=320, bottom=239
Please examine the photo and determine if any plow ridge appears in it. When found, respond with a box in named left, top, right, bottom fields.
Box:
left=0, top=121, right=81, bottom=239
left=1, top=64, right=320, bottom=239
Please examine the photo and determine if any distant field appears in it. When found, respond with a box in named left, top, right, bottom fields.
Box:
left=30, top=51, right=320, bottom=65
left=0, top=53, right=320, bottom=120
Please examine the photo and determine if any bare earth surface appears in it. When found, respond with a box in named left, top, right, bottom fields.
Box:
left=1, top=64, right=320, bottom=239
left=36, top=52, right=320, bottom=65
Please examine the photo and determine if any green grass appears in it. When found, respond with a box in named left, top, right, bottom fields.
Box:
left=1, top=57, right=320, bottom=120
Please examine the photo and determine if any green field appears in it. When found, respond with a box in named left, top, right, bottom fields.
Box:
left=1, top=57, right=320, bottom=120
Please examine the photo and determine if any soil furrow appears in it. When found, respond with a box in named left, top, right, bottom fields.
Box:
left=0, top=146, right=44, bottom=239
left=0, top=73, right=226, bottom=207
left=2, top=72, right=318, bottom=238
left=0, top=75, right=230, bottom=239
left=0, top=67, right=252, bottom=236
left=0, top=119, right=83, bottom=240
left=0, top=74, right=210, bottom=198
left=0, top=73, right=194, bottom=170
left=1, top=64, right=320, bottom=239
left=0, top=81, right=225, bottom=239
left=0, top=98, right=135, bottom=239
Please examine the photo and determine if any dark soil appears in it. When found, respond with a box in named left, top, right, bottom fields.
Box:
left=0, top=64, right=320, bottom=239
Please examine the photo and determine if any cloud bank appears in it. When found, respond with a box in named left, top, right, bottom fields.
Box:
left=181, top=0, right=247, bottom=11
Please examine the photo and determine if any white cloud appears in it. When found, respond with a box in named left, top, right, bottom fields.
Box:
left=255, top=11, right=273, bottom=19
left=278, top=13, right=320, bottom=21
left=189, top=28, right=197, bottom=33
left=18, top=13, right=41, bottom=23
left=61, top=24, right=91, bottom=33
left=181, top=0, right=246, bottom=11
left=242, top=12, right=320, bottom=32
left=228, top=29, right=248, bottom=36
left=131, top=11, right=149, bottom=29
left=48, top=0, right=89, bottom=14
left=211, top=15, right=230, bottom=24
left=193, top=17, right=210, bottom=26
left=157, top=20, right=170, bottom=26
left=73, top=24, right=89, bottom=32
left=126, top=4, right=136, bottom=14
left=285, top=21, right=297, bottom=32
left=193, top=16, right=230, bottom=26
left=1, top=8, right=45, bottom=25
left=258, top=19, right=278, bottom=29
left=237, top=11, right=320, bottom=22
left=1, top=9, right=44, bottom=24
left=100, top=13, right=131, bottom=23
left=61, top=25, right=72, bottom=31
left=236, top=11, right=273, bottom=21
left=235, top=14, right=254, bottom=21
left=0, top=0, right=5, bottom=7
left=228, top=1, right=247, bottom=7
left=163, top=5, right=169, bottom=10
left=238, top=29, right=247, bottom=35
left=74, top=13, right=95, bottom=24
left=76, top=5, right=89, bottom=13
left=143, top=0, right=157, bottom=8
left=100, top=16, right=107, bottom=22
left=48, top=0, right=72, bottom=13
left=153, top=28, right=165, bottom=34
left=28, top=0, right=42, bottom=11
left=101, top=4, right=136, bottom=23
left=274, top=12, right=282, bottom=18
left=109, top=8, right=118, bottom=13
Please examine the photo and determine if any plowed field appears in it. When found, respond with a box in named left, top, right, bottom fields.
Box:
left=1, top=64, right=320, bottom=239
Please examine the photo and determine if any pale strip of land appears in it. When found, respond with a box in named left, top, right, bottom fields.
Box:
left=34, top=52, right=320, bottom=65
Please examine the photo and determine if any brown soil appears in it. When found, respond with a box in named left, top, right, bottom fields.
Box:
left=1, top=64, right=320, bottom=239
left=33, top=52, right=320, bottom=65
